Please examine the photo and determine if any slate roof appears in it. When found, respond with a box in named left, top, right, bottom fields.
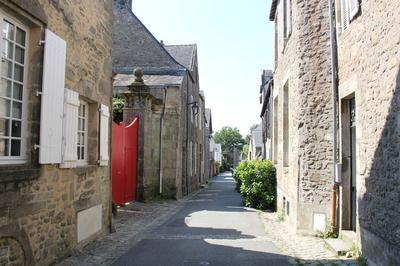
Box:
left=164, top=44, right=196, bottom=71
left=113, top=74, right=183, bottom=88
left=112, top=0, right=184, bottom=74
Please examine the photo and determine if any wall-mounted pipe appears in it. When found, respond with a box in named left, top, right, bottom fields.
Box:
left=159, top=87, right=168, bottom=195
left=328, top=0, right=339, bottom=232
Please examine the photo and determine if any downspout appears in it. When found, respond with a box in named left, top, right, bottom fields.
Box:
left=328, top=0, right=339, bottom=233
left=185, top=72, right=190, bottom=195
left=159, top=87, right=168, bottom=195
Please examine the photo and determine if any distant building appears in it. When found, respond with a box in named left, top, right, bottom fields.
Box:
left=248, top=124, right=263, bottom=160
left=204, top=108, right=213, bottom=181
left=259, top=70, right=273, bottom=160
left=113, top=0, right=204, bottom=199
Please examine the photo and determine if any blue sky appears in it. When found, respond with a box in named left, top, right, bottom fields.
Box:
left=133, top=0, right=274, bottom=136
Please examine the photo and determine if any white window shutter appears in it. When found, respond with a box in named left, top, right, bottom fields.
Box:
left=60, top=88, right=79, bottom=168
left=39, top=29, right=67, bottom=164
left=348, top=0, right=360, bottom=21
left=287, top=0, right=292, bottom=36
left=341, top=0, right=350, bottom=30
left=99, top=104, right=110, bottom=166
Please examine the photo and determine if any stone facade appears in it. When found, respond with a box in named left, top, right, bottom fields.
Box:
left=260, top=70, right=273, bottom=160
left=269, top=0, right=334, bottom=234
left=335, top=0, right=400, bottom=264
left=0, top=0, right=113, bottom=265
left=113, top=0, right=204, bottom=200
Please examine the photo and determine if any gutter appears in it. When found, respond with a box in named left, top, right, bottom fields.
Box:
left=159, top=86, right=168, bottom=195
left=328, top=0, right=339, bottom=232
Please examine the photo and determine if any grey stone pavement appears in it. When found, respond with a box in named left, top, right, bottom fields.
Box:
left=57, top=173, right=358, bottom=266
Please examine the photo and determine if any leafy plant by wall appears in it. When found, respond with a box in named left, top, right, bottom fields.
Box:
left=113, top=96, right=124, bottom=123
left=233, top=160, right=277, bottom=210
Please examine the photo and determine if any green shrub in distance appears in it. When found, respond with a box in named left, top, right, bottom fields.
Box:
left=233, top=160, right=276, bottom=210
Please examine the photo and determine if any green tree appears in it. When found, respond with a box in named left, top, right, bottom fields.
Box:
left=214, top=127, right=246, bottom=170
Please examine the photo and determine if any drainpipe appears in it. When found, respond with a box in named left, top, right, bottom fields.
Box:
left=328, top=0, right=339, bottom=233
left=185, top=72, right=190, bottom=195
left=159, top=87, right=168, bottom=195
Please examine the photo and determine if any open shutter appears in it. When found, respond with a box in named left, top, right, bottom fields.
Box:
left=60, top=88, right=79, bottom=168
left=341, top=0, right=350, bottom=31
left=99, top=104, right=110, bottom=166
left=39, top=29, right=66, bottom=164
left=287, top=0, right=292, bottom=36
left=348, top=0, right=360, bottom=21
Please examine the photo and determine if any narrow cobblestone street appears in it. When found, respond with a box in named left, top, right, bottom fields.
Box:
left=58, top=173, right=358, bottom=266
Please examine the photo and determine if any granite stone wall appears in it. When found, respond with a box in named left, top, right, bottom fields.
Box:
left=0, top=1, right=113, bottom=265
left=272, top=0, right=333, bottom=233
left=336, top=1, right=400, bottom=263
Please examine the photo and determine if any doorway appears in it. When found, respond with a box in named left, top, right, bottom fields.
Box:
left=340, top=97, right=357, bottom=231
left=349, top=98, right=357, bottom=231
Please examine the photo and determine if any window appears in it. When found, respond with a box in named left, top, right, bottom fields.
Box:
left=273, top=97, right=279, bottom=164
left=0, top=14, right=27, bottom=163
left=283, top=0, right=292, bottom=40
left=77, top=101, right=88, bottom=164
left=283, top=81, right=289, bottom=166
left=282, top=0, right=292, bottom=51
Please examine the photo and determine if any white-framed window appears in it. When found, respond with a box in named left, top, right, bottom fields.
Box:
left=77, top=100, right=88, bottom=165
left=0, top=12, right=28, bottom=164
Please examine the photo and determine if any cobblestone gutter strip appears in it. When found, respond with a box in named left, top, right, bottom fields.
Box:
left=57, top=190, right=201, bottom=266
left=259, top=212, right=358, bottom=266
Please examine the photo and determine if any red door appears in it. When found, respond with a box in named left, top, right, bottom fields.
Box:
left=112, top=116, right=139, bottom=205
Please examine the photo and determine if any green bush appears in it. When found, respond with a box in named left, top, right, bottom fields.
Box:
left=233, top=160, right=276, bottom=210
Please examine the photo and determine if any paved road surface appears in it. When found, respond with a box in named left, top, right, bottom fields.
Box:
left=113, top=172, right=290, bottom=266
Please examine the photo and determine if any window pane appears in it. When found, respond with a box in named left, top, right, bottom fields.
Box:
left=11, top=120, right=21, bottom=137
left=10, top=139, right=20, bottom=156
left=81, top=119, right=85, bottom=132
left=12, top=83, right=22, bottom=100
left=78, top=117, right=82, bottom=130
left=14, top=64, right=23, bottom=82
left=15, top=28, right=25, bottom=46
left=0, top=138, right=9, bottom=156
left=0, top=118, right=9, bottom=136
left=14, top=46, right=24, bottom=64
left=12, top=102, right=22, bottom=119
left=2, top=39, right=13, bottom=60
left=0, top=98, right=10, bottom=117
left=81, top=132, right=85, bottom=145
left=2, top=21, right=14, bottom=40
left=1, top=59, right=12, bottom=78
left=0, top=79, right=11, bottom=97
left=81, top=147, right=84, bottom=159
left=77, top=146, right=80, bottom=159
left=82, top=104, right=86, bottom=117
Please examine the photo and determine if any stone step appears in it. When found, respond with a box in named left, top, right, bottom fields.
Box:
left=341, top=230, right=357, bottom=244
left=324, top=238, right=354, bottom=256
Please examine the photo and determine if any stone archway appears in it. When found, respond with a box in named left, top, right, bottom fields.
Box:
left=0, top=224, right=34, bottom=265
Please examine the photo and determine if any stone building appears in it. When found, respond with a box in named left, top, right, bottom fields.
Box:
left=268, top=0, right=334, bottom=234
left=260, top=70, right=273, bottom=160
left=0, top=1, right=113, bottom=265
left=204, top=108, right=213, bottom=181
left=247, top=124, right=263, bottom=160
left=333, top=0, right=400, bottom=263
left=113, top=0, right=204, bottom=200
